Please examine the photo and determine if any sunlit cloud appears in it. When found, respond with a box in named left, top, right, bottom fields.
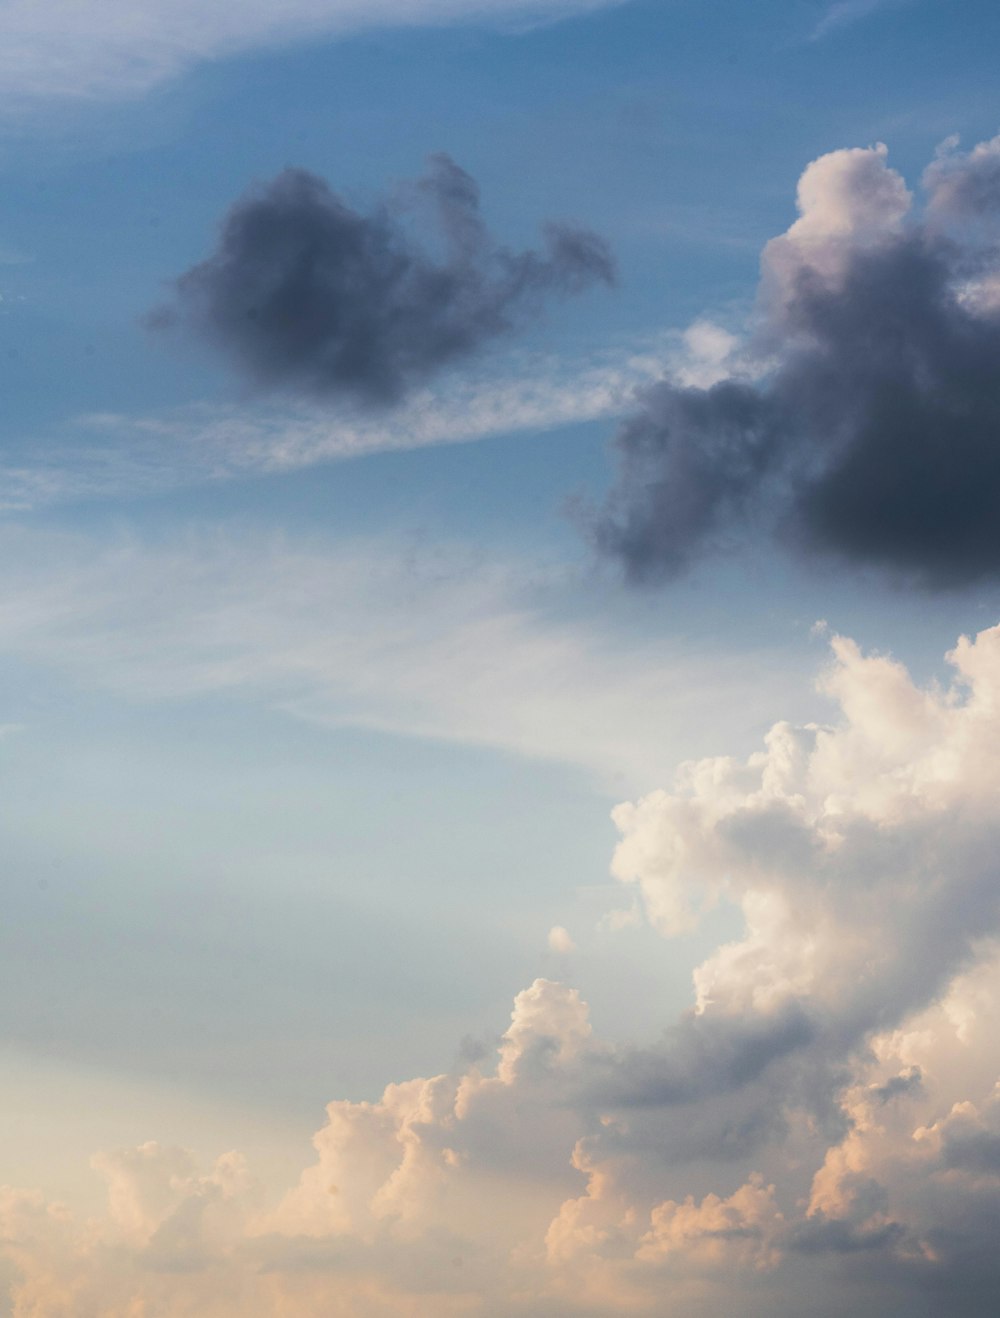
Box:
left=6, top=626, right=1000, bottom=1314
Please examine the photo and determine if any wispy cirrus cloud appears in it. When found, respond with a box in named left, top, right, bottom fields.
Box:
left=0, top=524, right=797, bottom=789
left=0, top=0, right=625, bottom=109
left=810, top=0, right=909, bottom=41
left=0, top=337, right=668, bottom=511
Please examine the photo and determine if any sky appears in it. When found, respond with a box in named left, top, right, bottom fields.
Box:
left=3, top=0, right=1000, bottom=1313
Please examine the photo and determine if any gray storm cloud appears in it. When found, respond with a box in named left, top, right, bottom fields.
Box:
left=152, top=153, right=615, bottom=406
left=591, top=137, right=1000, bottom=587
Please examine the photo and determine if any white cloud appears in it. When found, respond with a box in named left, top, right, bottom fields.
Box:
left=9, top=626, right=1000, bottom=1314
left=636, top=1174, right=783, bottom=1270
left=0, top=0, right=623, bottom=108
left=547, top=925, right=576, bottom=953
left=761, top=143, right=911, bottom=308
left=669, top=319, right=741, bottom=389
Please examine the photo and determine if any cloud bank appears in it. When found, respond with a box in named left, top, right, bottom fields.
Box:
left=6, top=625, right=1000, bottom=1314
left=591, top=136, right=1000, bottom=588
left=153, top=154, right=614, bottom=406
left=0, top=0, right=623, bottom=108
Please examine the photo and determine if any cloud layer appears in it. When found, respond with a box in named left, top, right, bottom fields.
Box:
left=592, top=137, right=1000, bottom=587
left=153, top=155, right=614, bottom=406
left=6, top=625, right=1000, bottom=1314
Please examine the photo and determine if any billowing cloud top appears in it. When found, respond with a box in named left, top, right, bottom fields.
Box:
left=591, top=137, right=1000, bottom=587
left=152, top=154, right=615, bottom=406
left=7, top=624, right=1000, bottom=1314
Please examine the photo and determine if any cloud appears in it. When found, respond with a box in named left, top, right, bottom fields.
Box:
left=589, top=137, right=1000, bottom=588
left=0, top=526, right=797, bottom=790
left=8, top=625, right=1000, bottom=1313
left=548, top=925, right=576, bottom=953
left=152, top=155, right=614, bottom=406
left=924, top=133, right=1000, bottom=234
left=0, top=335, right=667, bottom=512
left=809, top=0, right=909, bottom=41
left=0, top=0, right=624, bottom=108
left=540, top=624, right=1000, bottom=1312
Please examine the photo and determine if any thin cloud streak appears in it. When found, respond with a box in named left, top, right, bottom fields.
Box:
left=0, top=526, right=801, bottom=790
left=810, top=0, right=908, bottom=40
left=0, top=0, right=625, bottom=109
left=0, top=339, right=668, bottom=511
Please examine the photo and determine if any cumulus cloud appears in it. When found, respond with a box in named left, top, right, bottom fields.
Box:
left=590, top=137, right=1000, bottom=587
left=152, top=154, right=614, bottom=406
left=7, top=625, right=1000, bottom=1314
left=0, top=0, right=623, bottom=108
left=548, top=925, right=576, bottom=953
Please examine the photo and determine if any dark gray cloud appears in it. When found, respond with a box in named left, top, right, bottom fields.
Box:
left=152, top=153, right=614, bottom=406
left=585, top=1004, right=816, bottom=1110
left=591, top=378, right=782, bottom=579
left=790, top=1179, right=906, bottom=1257
left=941, top=1129, right=1000, bottom=1174
left=869, top=1067, right=923, bottom=1105
left=589, top=139, right=1000, bottom=588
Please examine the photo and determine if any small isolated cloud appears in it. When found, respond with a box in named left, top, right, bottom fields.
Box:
left=152, top=154, right=614, bottom=407
left=548, top=925, right=576, bottom=953
left=589, top=136, right=1000, bottom=589
left=8, top=626, right=1000, bottom=1313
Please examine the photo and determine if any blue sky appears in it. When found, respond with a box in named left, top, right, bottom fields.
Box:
left=4, top=2, right=1000, bottom=1314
